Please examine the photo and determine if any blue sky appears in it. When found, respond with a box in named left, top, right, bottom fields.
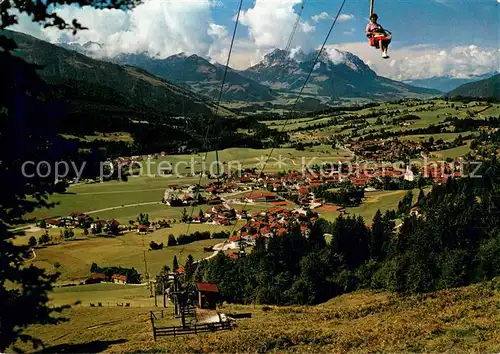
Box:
left=10, top=0, right=500, bottom=79
left=211, top=0, right=499, bottom=48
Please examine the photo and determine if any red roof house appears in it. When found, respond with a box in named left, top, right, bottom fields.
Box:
left=196, top=282, right=220, bottom=309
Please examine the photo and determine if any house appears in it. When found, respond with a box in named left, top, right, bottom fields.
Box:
left=69, top=212, right=86, bottom=220
left=112, top=274, right=127, bottom=284
left=244, top=191, right=280, bottom=203
left=404, top=167, right=415, bottom=182
left=208, top=196, right=223, bottom=205
left=137, top=224, right=148, bottom=234
left=46, top=219, right=61, bottom=228
left=196, top=282, right=220, bottom=310
left=163, top=188, right=184, bottom=206
left=90, top=220, right=107, bottom=230
left=410, top=206, right=421, bottom=217
left=86, top=272, right=106, bottom=284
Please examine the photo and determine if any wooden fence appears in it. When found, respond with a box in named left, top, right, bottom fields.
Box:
left=150, top=311, right=236, bottom=340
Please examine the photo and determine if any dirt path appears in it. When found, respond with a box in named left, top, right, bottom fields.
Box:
left=76, top=188, right=166, bottom=196
left=85, top=201, right=162, bottom=215
left=10, top=201, right=163, bottom=232
left=195, top=241, right=235, bottom=263
left=25, top=248, right=37, bottom=263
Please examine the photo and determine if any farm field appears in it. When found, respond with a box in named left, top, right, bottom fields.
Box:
left=25, top=176, right=206, bottom=220
left=18, top=279, right=500, bottom=353
left=274, top=100, right=498, bottom=143
left=25, top=147, right=354, bottom=221
left=400, top=132, right=473, bottom=143
left=317, top=189, right=422, bottom=222
left=49, top=283, right=153, bottom=307
left=28, top=234, right=226, bottom=282
left=430, top=141, right=473, bottom=160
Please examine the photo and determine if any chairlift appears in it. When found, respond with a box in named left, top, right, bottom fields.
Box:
left=366, top=0, right=392, bottom=52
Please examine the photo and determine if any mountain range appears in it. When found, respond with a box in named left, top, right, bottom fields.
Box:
left=404, top=72, right=499, bottom=93
left=110, top=52, right=276, bottom=102
left=241, top=48, right=440, bottom=99
left=62, top=42, right=440, bottom=102
left=4, top=30, right=221, bottom=120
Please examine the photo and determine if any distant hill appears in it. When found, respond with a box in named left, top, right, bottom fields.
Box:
left=241, top=48, right=441, bottom=100
left=2, top=30, right=245, bottom=155
left=3, top=30, right=222, bottom=122
left=447, top=73, right=500, bottom=100
left=404, top=72, right=498, bottom=93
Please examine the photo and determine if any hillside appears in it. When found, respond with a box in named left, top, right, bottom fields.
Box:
left=19, top=279, right=500, bottom=352
left=111, top=52, right=276, bottom=102
left=3, top=30, right=223, bottom=122
left=447, top=73, right=500, bottom=100
left=242, top=49, right=441, bottom=100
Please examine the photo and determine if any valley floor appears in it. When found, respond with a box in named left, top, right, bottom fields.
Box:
left=19, top=279, right=500, bottom=353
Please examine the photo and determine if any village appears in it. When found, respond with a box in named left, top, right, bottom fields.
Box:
left=38, top=155, right=466, bottom=252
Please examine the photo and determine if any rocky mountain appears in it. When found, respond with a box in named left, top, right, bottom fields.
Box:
left=109, top=52, right=276, bottom=102
left=447, top=73, right=500, bottom=100
left=60, top=43, right=439, bottom=102
left=404, top=72, right=499, bottom=93
left=241, top=48, right=441, bottom=99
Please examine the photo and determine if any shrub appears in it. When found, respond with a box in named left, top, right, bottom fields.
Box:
left=149, top=241, right=164, bottom=250
left=167, top=234, right=177, bottom=246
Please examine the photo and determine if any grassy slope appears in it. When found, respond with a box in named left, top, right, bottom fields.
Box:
left=50, top=283, right=153, bottom=307
left=19, top=279, right=500, bottom=353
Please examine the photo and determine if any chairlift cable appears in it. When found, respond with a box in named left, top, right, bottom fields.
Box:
left=285, top=0, right=306, bottom=52
left=218, top=0, right=309, bottom=247
left=181, top=0, right=245, bottom=251
left=228, top=0, right=349, bottom=238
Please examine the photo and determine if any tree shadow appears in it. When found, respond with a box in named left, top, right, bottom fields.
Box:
left=35, top=339, right=127, bottom=353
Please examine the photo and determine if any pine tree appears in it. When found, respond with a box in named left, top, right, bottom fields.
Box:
left=28, top=236, right=37, bottom=248
left=167, top=234, right=177, bottom=247
left=39, top=219, right=47, bottom=229
left=184, top=254, right=195, bottom=281
left=38, top=233, right=50, bottom=245
left=370, top=210, right=386, bottom=260
left=90, top=262, right=99, bottom=273
left=417, top=189, right=425, bottom=203
left=181, top=208, right=189, bottom=223
left=0, top=0, right=140, bottom=350
left=173, top=255, right=179, bottom=271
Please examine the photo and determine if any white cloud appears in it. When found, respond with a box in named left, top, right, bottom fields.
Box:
left=332, top=42, right=500, bottom=80
left=238, top=0, right=315, bottom=51
left=289, top=46, right=303, bottom=60
left=312, top=12, right=329, bottom=23
left=9, top=0, right=223, bottom=59
left=208, top=23, right=228, bottom=39
left=338, top=14, right=354, bottom=22
left=324, top=47, right=346, bottom=64
left=311, top=12, right=354, bottom=23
